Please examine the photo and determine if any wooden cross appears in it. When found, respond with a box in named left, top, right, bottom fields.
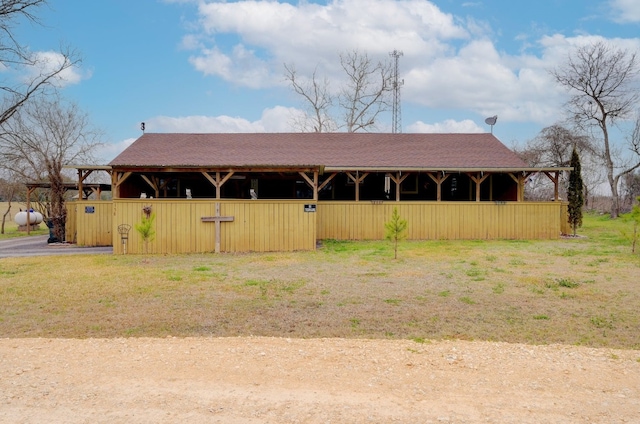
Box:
left=201, top=203, right=234, bottom=253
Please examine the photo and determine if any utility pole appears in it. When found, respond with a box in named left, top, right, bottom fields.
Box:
left=390, top=50, right=404, bottom=134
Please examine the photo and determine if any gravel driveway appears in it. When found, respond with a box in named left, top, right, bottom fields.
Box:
left=0, top=235, right=112, bottom=258
left=1, top=337, right=639, bottom=423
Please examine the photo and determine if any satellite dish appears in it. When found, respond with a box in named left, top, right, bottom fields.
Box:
left=484, top=115, right=497, bottom=133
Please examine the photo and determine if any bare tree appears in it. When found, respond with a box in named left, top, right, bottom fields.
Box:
left=284, top=64, right=336, bottom=132
left=285, top=50, right=393, bottom=132
left=551, top=41, right=640, bottom=218
left=0, top=0, right=80, bottom=127
left=338, top=50, right=394, bottom=132
left=0, top=94, right=102, bottom=241
left=516, top=124, right=603, bottom=204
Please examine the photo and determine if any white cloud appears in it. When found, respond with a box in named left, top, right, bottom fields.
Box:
left=406, top=119, right=484, bottom=133
left=175, top=0, right=640, bottom=131
left=610, top=0, right=640, bottom=23
left=189, top=44, right=271, bottom=89
left=185, top=0, right=468, bottom=87
left=144, top=106, right=303, bottom=133
left=178, top=0, right=569, bottom=125
left=23, top=51, right=86, bottom=88
left=96, top=138, right=136, bottom=164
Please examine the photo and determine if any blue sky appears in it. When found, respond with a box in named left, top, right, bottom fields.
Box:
left=18, top=0, right=640, bottom=163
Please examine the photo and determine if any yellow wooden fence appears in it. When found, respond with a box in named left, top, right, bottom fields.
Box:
left=111, top=199, right=317, bottom=254
left=66, top=201, right=113, bottom=246
left=317, top=201, right=566, bottom=240
left=66, top=203, right=77, bottom=243
left=69, top=199, right=568, bottom=253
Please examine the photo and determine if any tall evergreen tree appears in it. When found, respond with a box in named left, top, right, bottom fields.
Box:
left=567, top=147, right=584, bottom=236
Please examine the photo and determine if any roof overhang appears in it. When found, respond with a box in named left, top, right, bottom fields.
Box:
left=63, top=165, right=113, bottom=171
left=322, top=166, right=573, bottom=173
left=25, top=182, right=112, bottom=191
left=105, top=165, right=572, bottom=174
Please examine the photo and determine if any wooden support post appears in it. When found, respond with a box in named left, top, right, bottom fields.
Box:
left=543, top=171, right=560, bottom=201
left=77, top=169, right=84, bottom=201
left=346, top=172, right=369, bottom=202
left=140, top=175, right=159, bottom=198
left=113, top=171, right=132, bottom=199
left=26, top=187, right=31, bottom=235
left=388, top=172, right=409, bottom=201
left=508, top=173, right=528, bottom=202
left=216, top=172, right=221, bottom=199
left=111, top=172, right=117, bottom=199
left=318, top=173, right=337, bottom=195
left=201, top=202, right=234, bottom=253
left=76, top=169, right=96, bottom=201
left=468, top=172, right=490, bottom=202
left=298, top=171, right=319, bottom=200
left=427, top=172, right=450, bottom=201
left=202, top=171, right=235, bottom=199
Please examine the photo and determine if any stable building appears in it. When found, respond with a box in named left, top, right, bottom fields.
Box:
left=67, top=132, right=570, bottom=253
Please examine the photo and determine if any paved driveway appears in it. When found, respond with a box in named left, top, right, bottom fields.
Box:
left=0, top=236, right=112, bottom=258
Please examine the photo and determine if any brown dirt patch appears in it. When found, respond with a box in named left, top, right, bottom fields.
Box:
left=2, top=337, right=639, bottom=423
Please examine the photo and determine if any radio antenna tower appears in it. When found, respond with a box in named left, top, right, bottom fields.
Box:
left=390, top=50, right=404, bottom=133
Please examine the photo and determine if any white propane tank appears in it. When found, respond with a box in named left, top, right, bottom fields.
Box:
left=32, top=211, right=44, bottom=224
left=14, top=210, right=43, bottom=226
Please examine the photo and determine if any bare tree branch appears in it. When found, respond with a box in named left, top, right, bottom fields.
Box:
left=339, top=50, right=393, bottom=132
left=285, top=50, right=393, bottom=133
left=0, top=94, right=103, bottom=241
left=284, top=63, right=336, bottom=132
left=551, top=41, right=640, bottom=217
left=0, top=1, right=80, bottom=126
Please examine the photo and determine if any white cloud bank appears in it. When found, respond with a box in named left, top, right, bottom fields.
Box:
left=168, top=0, right=640, bottom=133
left=145, top=106, right=303, bottom=133
left=610, top=0, right=640, bottom=23
left=175, top=0, right=584, bottom=126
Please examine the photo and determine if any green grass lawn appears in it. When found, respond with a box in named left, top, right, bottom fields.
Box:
left=1, top=212, right=639, bottom=349
left=0, top=217, right=49, bottom=239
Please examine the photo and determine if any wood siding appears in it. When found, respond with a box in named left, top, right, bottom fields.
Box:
left=71, top=200, right=567, bottom=252
left=560, top=202, right=570, bottom=236
left=66, top=203, right=77, bottom=243
left=317, top=201, right=565, bottom=240
left=71, top=201, right=113, bottom=246
left=111, top=200, right=316, bottom=254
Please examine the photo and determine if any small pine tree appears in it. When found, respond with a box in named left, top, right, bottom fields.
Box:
left=385, top=207, right=408, bottom=259
left=567, top=147, right=584, bottom=236
left=135, top=212, right=156, bottom=254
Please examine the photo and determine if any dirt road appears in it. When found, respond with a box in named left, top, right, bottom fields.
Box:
left=1, top=337, right=639, bottom=423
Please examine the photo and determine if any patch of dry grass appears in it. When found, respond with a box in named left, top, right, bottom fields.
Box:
left=1, top=213, right=639, bottom=348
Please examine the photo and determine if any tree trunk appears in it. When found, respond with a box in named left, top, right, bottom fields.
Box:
left=1, top=202, right=10, bottom=234
left=48, top=164, right=66, bottom=242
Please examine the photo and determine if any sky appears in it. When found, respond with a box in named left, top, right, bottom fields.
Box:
left=16, top=0, right=640, bottom=164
